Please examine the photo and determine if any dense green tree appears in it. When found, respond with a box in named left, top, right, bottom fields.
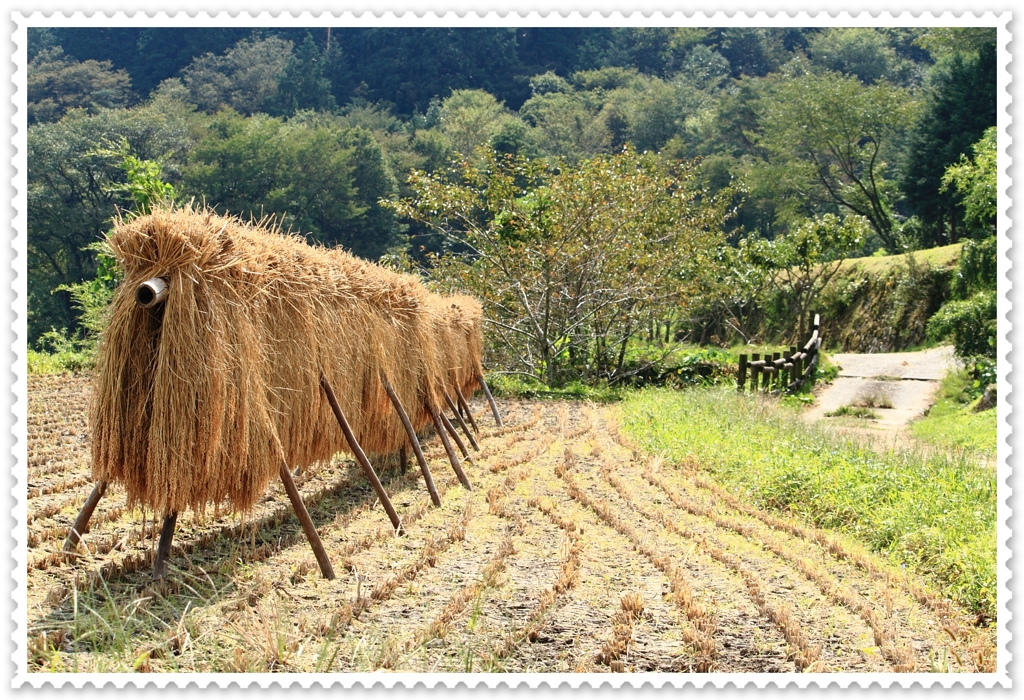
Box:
left=528, top=71, right=572, bottom=95
left=915, top=27, right=997, bottom=58
left=181, top=37, right=293, bottom=115
left=437, top=89, right=509, bottom=157
left=926, top=128, right=998, bottom=362
left=713, top=28, right=791, bottom=78
left=878, top=28, right=933, bottom=65
left=54, top=144, right=178, bottom=358
left=942, top=126, right=999, bottom=233
left=618, top=78, right=680, bottom=153
left=335, top=125, right=404, bottom=258
left=755, top=69, right=916, bottom=251
left=900, top=38, right=997, bottom=246
left=334, top=102, right=429, bottom=198
left=51, top=27, right=252, bottom=98
left=574, top=28, right=688, bottom=76
left=272, top=34, right=337, bottom=115
left=704, top=80, right=763, bottom=158
left=631, top=69, right=726, bottom=154
left=742, top=214, right=868, bottom=341
left=489, top=118, right=538, bottom=158
left=28, top=47, right=132, bottom=124
left=322, top=36, right=356, bottom=107
left=27, top=27, right=60, bottom=61
left=27, top=96, right=199, bottom=343
left=807, top=28, right=919, bottom=86
left=519, top=90, right=611, bottom=162
left=181, top=111, right=402, bottom=259
left=411, top=128, right=455, bottom=175
left=514, top=28, right=588, bottom=80
left=393, top=147, right=728, bottom=385
left=571, top=66, right=644, bottom=91
left=339, top=28, right=525, bottom=114
left=182, top=111, right=359, bottom=237
left=678, top=44, right=731, bottom=90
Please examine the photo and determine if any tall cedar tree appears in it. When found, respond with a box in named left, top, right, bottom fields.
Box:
left=900, top=40, right=997, bottom=245
left=273, top=34, right=337, bottom=115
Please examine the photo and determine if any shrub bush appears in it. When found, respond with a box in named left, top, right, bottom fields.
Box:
left=927, top=290, right=997, bottom=359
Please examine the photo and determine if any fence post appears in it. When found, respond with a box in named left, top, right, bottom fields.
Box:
left=751, top=353, right=761, bottom=392
left=803, top=338, right=818, bottom=386
left=771, top=352, right=780, bottom=392
left=812, top=336, right=822, bottom=386
left=737, top=354, right=747, bottom=392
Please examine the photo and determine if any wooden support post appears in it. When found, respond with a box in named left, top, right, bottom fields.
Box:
left=399, top=445, right=409, bottom=475
left=771, top=353, right=781, bottom=391
left=737, top=354, right=747, bottom=392
left=278, top=461, right=335, bottom=579
left=380, top=374, right=441, bottom=507
left=455, top=386, right=480, bottom=434
left=64, top=480, right=107, bottom=551
left=320, top=373, right=403, bottom=533
left=477, top=374, right=503, bottom=427
left=751, top=353, right=761, bottom=392
left=439, top=410, right=473, bottom=463
left=445, top=394, right=480, bottom=451
left=810, top=337, right=822, bottom=384
left=152, top=511, right=178, bottom=581
left=428, top=404, right=472, bottom=490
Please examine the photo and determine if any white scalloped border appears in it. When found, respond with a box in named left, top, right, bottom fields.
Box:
left=8, top=8, right=1012, bottom=689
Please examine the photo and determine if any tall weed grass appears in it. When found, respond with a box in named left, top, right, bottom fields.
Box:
left=621, top=387, right=996, bottom=621
left=911, top=368, right=997, bottom=460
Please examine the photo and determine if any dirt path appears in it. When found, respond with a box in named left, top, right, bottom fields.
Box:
left=24, top=374, right=993, bottom=674
left=803, top=347, right=956, bottom=443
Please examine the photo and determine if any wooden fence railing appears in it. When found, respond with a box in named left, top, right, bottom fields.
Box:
left=736, top=314, right=822, bottom=394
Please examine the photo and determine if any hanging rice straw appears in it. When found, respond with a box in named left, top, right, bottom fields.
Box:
left=90, top=204, right=485, bottom=516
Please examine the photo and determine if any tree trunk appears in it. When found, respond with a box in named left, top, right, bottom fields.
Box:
left=615, top=327, right=631, bottom=378
left=544, top=343, right=557, bottom=387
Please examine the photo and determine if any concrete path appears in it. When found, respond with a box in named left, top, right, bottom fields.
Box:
left=804, top=347, right=957, bottom=440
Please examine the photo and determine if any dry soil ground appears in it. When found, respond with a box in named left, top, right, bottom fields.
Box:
left=24, top=374, right=994, bottom=674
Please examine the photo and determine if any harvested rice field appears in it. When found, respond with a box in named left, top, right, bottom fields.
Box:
left=24, top=374, right=995, bottom=674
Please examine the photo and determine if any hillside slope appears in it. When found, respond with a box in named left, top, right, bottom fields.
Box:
left=817, top=245, right=960, bottom=353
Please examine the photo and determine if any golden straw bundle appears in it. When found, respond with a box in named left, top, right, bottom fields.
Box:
left=90, top=205, right=483, bottom=515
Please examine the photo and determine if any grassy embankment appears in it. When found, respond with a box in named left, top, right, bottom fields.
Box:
left=819, top=243, right=961, bottom=354
left=838, top=242, right=962, bottom=275
left=620, top=387, right=996, bottom=622
left=910, top=368, right=998, bottom=460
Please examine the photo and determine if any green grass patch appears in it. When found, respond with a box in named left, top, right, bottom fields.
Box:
left=27, top=349, right=93, bottom=375
left=824, top=405, right=879, bottom=419
left=486, top=374, right=623, bottom=402
left=618, top=342, right=738, bottom=388
left=621, top=387, right=997, bottom=620
left=911, top=369, right=997, bottom=460
left=27, top=329, right=96, bottom=375
left=486, top=344, right=740, bottom=399
left=839, top=242, right=962, bottom=275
